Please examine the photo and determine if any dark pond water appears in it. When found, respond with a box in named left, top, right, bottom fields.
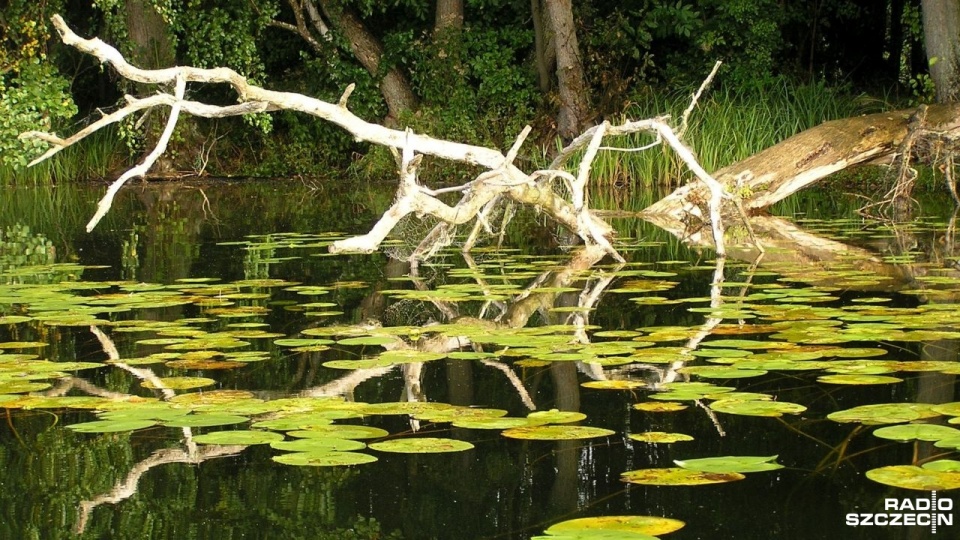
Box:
left=1, top=179, right=960, bottom=539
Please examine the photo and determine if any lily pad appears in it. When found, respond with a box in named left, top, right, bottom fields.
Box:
left=629, top=432, right=694, bottom=444
left=866, top=465, right=960, bottom=491
left=827, top=403, right=938, bottom=425
left=544, top=515, right=685, bottom=537
left=368, top=437, right=474, bottom=453
left=872, top=424, right=960, bottom=442
left=527, top=409, right=587, bottom=425
left=621, top=467, right=744, bottom=486
left=68, top=419, right=157, bottom=433
left=452, top=417, right=534, bottom=430
left=674, top=455, right=783, bottom=474
left=287, top=425, right=390, bottom=440
left=271, top=451, right=378, bottom=466
left=923, top=460, right=960, bottom=472
left=709, top=399, right=806, bottom=417
left=142, top=377, right=217, bottom=390
left=502, top=425, right=615, bottom=441
left=162, top=414, right=250, bottom=428
left=270, top=437, right=367, bottom=453
left=817, top=374, right=902, bottom=385
left=193, top=430, right=284, bottom=445
left=632, top=401, right=688, bottom=412
left=581, top=380, right=645, bottom=390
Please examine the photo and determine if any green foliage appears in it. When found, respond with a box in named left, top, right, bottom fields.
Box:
left=406, top=26, right=536, bottom=147
left=0, top=0, right=78, bottom=172
left=0, top=64, right=77, bottom=169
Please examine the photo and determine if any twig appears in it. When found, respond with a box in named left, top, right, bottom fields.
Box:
left=678, top=60, right=722, bottom=139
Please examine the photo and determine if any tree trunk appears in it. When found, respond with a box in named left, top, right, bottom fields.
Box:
left=531, top=0, right=555, bottom=93
left=123, top=0, right=187, bottom=172
left=317, top=0, right=418, bottom=123
left=644, top=103, right=960, bottom=222
left=922, top=0, right=960, bottom=102
left=542, top=0, right=591, bottom=140
left=642, top=103, right=960, bottom=255
left=434, top=0, right=464, bottom=33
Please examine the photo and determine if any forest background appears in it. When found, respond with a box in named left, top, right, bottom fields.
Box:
left=1, top=0, right=955, bottom=187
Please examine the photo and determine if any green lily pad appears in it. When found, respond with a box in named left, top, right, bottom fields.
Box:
left=271, top=451, right=378, bottom=466
left=288, top=425, right=390, bottom=440
left=0, top=381, right=52, bottom=393
left=544, top=515, right=685, bottom=537
left=674, top=455, right=783, bottom=474
left=709, top=399, right=806, bottom=417
left=629, top=432, right=694, bottom=444
left=273, top=338, right=334, bottom=347
left=866, top=465, right=960, bottom=491
left=502, top=425, right=615, bottom=440
left=872, top=424, right=960, bottom=442
left=270, top=437, right=367, bottom=453
left=99, top=406, right=191, bottom=421
left=923, top=460, right=960, bottom=472
left=336, top=336, right=398, bottom=346
left=368, top=437, right=474, bottom=453
left=932, top=402, right=960, bottom=417
left=162, top=414, right=250, bottom=428
left=142, top=377, right=216, bottom=390
left=679, top=366, right=768, bottom=379
left=527, top=409, right=587, bottom=425
left=193, top=430, right=284, bottom=445
left=68, top=419, right=157, bottom=433
left=632, top=401, right=688, bottom=412
left=817, top=374, right=903, bottom=385
left=827, top=403, right=938, bottom=425
left=0, top=341, right=48, bottom=349
left=621, top=467, right=744, bottom=486
left=452, top=417, right=534, bottom=430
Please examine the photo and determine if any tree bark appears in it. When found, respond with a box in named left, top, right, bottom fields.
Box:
left=643, top=103, right=960, bottom=232
left=434, top=0, right=464, bottom=33
left=922, top=0, right=960, bottom=102
left=316, top=0, right=418, bottom=123
left=542, top=0, right=591, bottom=139
left=123, top=0, right=189, bottom=172
left=531, top=0, right=555, bottom=93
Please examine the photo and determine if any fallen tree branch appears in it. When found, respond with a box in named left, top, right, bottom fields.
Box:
left=24, top=15, right=637, bottom=260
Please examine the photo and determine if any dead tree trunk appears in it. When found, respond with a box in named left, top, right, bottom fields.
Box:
left=642, top=103, right=960, bottom=245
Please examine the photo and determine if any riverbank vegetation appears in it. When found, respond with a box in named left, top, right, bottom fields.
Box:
left=1, top=1, right=946, bottom=187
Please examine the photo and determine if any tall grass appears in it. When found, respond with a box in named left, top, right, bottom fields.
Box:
left=581, top=79, right=888, bottom=187
left=0, top=129, right=126, bottom=186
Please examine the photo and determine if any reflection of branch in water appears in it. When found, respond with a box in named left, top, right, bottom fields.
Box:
left=40, top=377, right=132, bottom=400
left=480, top=360, right=536, bottom=410
left=74, top=445, right=244, bottom=534
left=89, top=325, right=174, bottom=399
left=658, top=257, right=726, bottom=387
left=301, top=366, right=398, bottom=398
left=300, top=246, right=617, bottom=411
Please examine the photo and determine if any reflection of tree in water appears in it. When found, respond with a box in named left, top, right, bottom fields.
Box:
left=133, top=184, right=206, bottom=283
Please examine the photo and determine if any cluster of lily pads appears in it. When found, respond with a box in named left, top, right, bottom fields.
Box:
left=5, top=224, right=960, bottom=499
left=828, top=402, right=960, bottom=490
left=41, top=391, right=615, bottom=466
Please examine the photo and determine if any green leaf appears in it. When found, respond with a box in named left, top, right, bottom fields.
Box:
left=674, top=455, right=783, bottom=474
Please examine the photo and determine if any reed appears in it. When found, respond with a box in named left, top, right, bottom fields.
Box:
left=582, top=80, right=884, bottom=187
left=0, top=130, right=125, bottom=186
